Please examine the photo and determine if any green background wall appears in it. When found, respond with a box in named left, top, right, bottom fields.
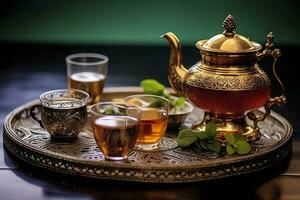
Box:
left=0, top=0, right=299, bottom=45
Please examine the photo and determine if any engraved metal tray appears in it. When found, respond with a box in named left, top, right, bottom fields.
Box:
left=3, top=87, right=293, bottom=183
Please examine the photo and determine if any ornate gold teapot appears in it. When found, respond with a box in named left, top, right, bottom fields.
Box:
left=162, top=15, right=286, bottom=141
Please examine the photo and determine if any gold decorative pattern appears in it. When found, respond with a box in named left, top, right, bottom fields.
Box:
left=185, top=63, right=270, bottom=90
left=162, top=32, right=188, bottom=96
left=3, top=95, right=293, bottom=183
left=168, top=64, right=186, bottom=96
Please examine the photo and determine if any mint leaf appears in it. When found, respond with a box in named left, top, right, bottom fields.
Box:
left=226, top=144, right=236, bottom=155
left=104, top=108, right=113, bottom=115
left=177, top=129, right=198, bottom=147
left=102, top=105, right=114, bottom=115
left=149, top=99, right=164, bottom=108
left=207, top=140, right=221, bottom=153
left=235, top=141, right=251, bottom=154
left=174, top=97, right=185, bottom=107
left=196, top=131, right=207, bottom=140
left=234, top=134, right=246, bottom=141
left=205, top=122, right=217, bottom=139
left=200, top=141, right=208, bottom=150
left=225, top=134, right=235, bottom=145
left=140, top=79, right=165, bottom=96
left=195, top=141, right=202, bottom=150
left=165, top=94, right=175, bottom=107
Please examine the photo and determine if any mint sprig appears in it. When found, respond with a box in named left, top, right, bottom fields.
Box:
left=101, top=105, right=125, bottom=115
left=225, top=133, right=251, bottom=155
left=140, top=79, right=165, bottom=96
left=177, top=122, right=221, bottom=153
left=140, top=79, right=185, bottom=111
left=177, top=122, right=251, bottom=155
left=177, top=129, right=198, bottom=147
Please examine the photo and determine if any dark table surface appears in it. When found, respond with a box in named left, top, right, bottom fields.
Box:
left=0, top=44, right=299, bottom=200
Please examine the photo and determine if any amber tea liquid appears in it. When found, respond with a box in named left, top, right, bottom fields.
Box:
left=183, top=83, right=270, bottom=117
left=137, top=108, right=168, bottom=144
left=69, top=72, right=106, bottom=105
left=93, top=116, right=138, bottom=160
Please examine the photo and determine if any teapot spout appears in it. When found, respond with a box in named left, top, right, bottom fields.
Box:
left=161, top=32, right=187, bottom=96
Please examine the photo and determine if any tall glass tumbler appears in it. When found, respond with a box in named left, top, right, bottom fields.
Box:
left=66, top=53, right=108, bottom=105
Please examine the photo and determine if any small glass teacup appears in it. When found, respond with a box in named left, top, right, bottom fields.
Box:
left=90, top=102, right=141, bottom=161
left=124, top=94, right=170, bottom=150
left=30, top=89, right=89, bottom=140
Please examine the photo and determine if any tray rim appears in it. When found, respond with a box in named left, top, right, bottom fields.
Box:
left=2, top=87, right=294, bottom=183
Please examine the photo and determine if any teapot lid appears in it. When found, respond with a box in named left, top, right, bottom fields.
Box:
left=196, top=15, right=262, bottom=53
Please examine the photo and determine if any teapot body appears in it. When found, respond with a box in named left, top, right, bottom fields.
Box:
left=183, top=61, right=271, bottom=118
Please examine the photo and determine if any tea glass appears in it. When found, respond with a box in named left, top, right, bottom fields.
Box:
left=90, top=102, right=141, bottom=161
left=30, top=89, right=89, bottom=140
left=66, top=53, right=108, bottom=105
left=124, top=95, right=170, bottom=150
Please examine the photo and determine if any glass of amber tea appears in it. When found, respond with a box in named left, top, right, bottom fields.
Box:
left=66, top=53, right=108, bottom=105
left=124, top=95, right=170, bottom=151
left=90, top=102, right=141, bottom=161
left=30, top=89, right=89, bottom=140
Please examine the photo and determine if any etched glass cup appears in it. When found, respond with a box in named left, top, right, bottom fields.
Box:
left=30, top=89, right=89, bottom=140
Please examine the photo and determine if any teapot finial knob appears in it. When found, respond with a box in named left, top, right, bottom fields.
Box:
left=223, top=14, right=236, bottom=36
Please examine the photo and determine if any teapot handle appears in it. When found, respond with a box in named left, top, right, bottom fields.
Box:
left=245, top=32, right=286, bottom=141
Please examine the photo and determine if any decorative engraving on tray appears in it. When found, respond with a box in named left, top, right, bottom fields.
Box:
left=12, top=105, right=286, bottom=164
left=3, top=98, right=292, bottom=183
